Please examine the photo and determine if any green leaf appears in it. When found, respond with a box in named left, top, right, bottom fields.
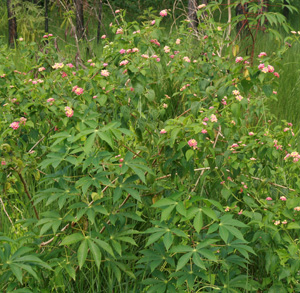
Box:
left=163, top=232, right=173, bottom=251
left=161, top=205, right=176, bottom=221
left=60, top=233, right=84, bottom=246
left=176, top=252, right=193, bottom=271
left=145, top=231, right=165, bottom=247
left=186, top=149, right=194, bottom=162
left=219, top=225, right=229, bottom=243
left=193, top=211, right=203, bottom=233
left=152, top=198, right=176, bottom=208
left=10, top=263, right=23, bottom=284
left=65, top=264, right=76, bottom=280
left=78, top=239, right=88, bottom=269
left=92, top=238, right=115, bottom=257
left=192, top=252, right=206, bottom=270
left=202, top=207, right=217, bottom=221
left=88, top=239, right=102, bottom=270
left=84, top=133, right=96, bottom=154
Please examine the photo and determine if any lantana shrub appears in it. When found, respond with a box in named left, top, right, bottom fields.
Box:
left=1, top=7, right=300, bottom=292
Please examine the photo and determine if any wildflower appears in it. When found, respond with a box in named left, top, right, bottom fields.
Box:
left=103, top=63, right=108, bottom=67
left=101, top=70, right=110, bottom=77
left=201, top=129, right=207, bottom=134
left=250, top=157, right=256, bottom=161
left=52, top=63, right=64, bottom=69
left=160, top=9, right=168, bottom=17
left=288, top=122, right=293, bottom=127
left=183, top=56, right=191, bottom=63
left=119, top=49, right=126, bottom=54
left=20, top=117, right=27, bottom=125
left=61, top=72, right=67, bottom=78
left=273, top=91, right=277, bottom=94
left=291, top=31, right=297, bottom=34
left=74, top=87, right=84, bottom=95
left=19, top=37, right=24, bottom=41
left=156, top=58, right=160, bottom=62
left=170, top=55, right=175, bottom=59
left=225, top=206, right=230, bottom=212
left=294, top=207, right=300, bottom=211
left=258, top=52, right=267, bottom=58
left=43, top=34, right=48, bottom=38
left=141, top=54, right=149, bottom=59
left=274, top=220, right=280, bottom=226
left=87, top=59, right=92, bottom=63
left=231, top=143, right=239, bottom=148
left=235, top=57, right=243, bottom=63
left=280, top=196, right=287, bottom=201
left=160, top=129, right=167, bottom=134
left=235, top=95, right=243, bottom=102
left=283, top=128, right=290, bottom=132
left=266, top=197, right=273, bottom=201
left=66, top=63, right=74, bottom=68
left=151, top=20, right=156, bottom=25
left=282, top=220, right=288, bottom=224
left=232, top=90, right=240, bottom=95
left=93, top=96, right=97, bottom=99
left=258, top=63, right=265, bottom=70
left=116, top=28, right=123, bottom=35
left=217, top=26, right=222, bottom=31
left=65, top=106, right=74, bottom=117
left=127, top=49, right=132, bottom=54
left=198, top=4, right=206, bottom=9
left=48, top=34, right=53, bottom=37
left=274, top=72, right=280, bottom=78
left=203, top=35, right=208, bottom=40
left=150, top=39, right=160, bottom=46
left=210, top=114, right=218, bottom=122
left=101, top=35, right=106, bottom=39
left=268, top=65, right=274, bottom=73
left=38, top=67, right=46, bottom=72
left=249, top=132, right=254, bottom=136
left=164, top=46, right=170, bottom=53
left=90, top=63, right=95, bottom=67
left=1, top=161, right=6, bottom=165
left=176, top=39, right=181, bottom=45
left=115, top=9, right=120, bottom=13
left=10, top=122, right=20, bottom=130
left=120, top=60, right=129, bottom=66
left=188, top=139, right=198, bottom=149
left=132, top=48, right=139, bottom=53
left=238, top=209, right=243, bottom=215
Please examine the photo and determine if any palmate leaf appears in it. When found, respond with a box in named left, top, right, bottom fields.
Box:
left=77, top=239, right=88, bottom=269
left=88, top=239, right=102, bottom=270
left=176, top=252, right=193, bottom=271
left=60, top=233, right=84, bottom=246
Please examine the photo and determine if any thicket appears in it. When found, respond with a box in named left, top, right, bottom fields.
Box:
left=1, top=2, right=300, bottom=292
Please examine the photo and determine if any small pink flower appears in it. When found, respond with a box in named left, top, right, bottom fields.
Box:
left=274, top=220, right=280, bottom=226
left=176, top=39, right=181, bottom=45
left=72, top=85, right=78, bottom=93
left=282, top=220, right=288, bottom=224
left=101, top=70, right=110, bottom=77
left=156, top=58, right=160, bottom=62
left=65, top=106, right=74, bottom=118
left=93, top=95, right=97, bottom=99
left=160, top=129, right=167, bottom=134
left=258, top=63, right=265, bottom=70
left=1, top=161, right=6, bottom=166
left=126, top=49, right=132, bottom=53
left=232, top=90, right=240, bottom=95
left=164, top=46, right=170, bottom=53
left=66, top=63, right=74, bottom=68
left=119, top=49, right=126, bottom=54
left=210, top=114, right=218, bottom=123
left=43, top=34, right=48, bottom=38
left=74, top=87, right=84, bottom=95
left=90, top=63, right=95, bottom=67
left=274, top=72, right=280, bottom=78
left=225, top=206, right=230, bottom=212
left=203, top=35, right=208, bottom=40
left=151, top=20, right=156, bottom=25
left=268, top=65, right=274, bottom=73
left=183, top=56, right=191, bottom=63
left=261, top=67, right=269, bottom=73
left=10, top=122, right=20, bottom=130
left=87, top=59, right=92, bottom=63
left=120, top=60, right=129, bottom=66
left=61, top=72, right=67, bottom=78
left=103, top=63, right=108, bottom=67
left=273, top=91, right=277, bottom=94
left=20, top=117, right=27, bottom=125
left=238, top=209, right=243, bottom=215
left=116, top=28, right=123, bottom=35
left=48, top=33, right=53, bottom=37
left=266, top=197, right=273, bottom=201
left=159, top=9, right=168, bottom=17
left=235, top=57, right=243, bottom=63
left=115, top=9, right=120, bottom=13
left=201, top=129, right=207, bottom=134
left=162, top=103, right=168, bottom=108
left=38, top=67, right=46, bottom=72
left=188, top=139, right=198, bottom=149
left=288, top=122, right=293, bottom=127
left=141, top=54, right=149, bottom=59
left=248, top=132, right=254, bottom=136
left=280, top=196, right=287, bottom=201
left=101, top=35, right=106, bottom=39
left=236, top=95, right=243, bottom=101
left=294, top=207, right=300, bottom=211
left=132, top=48, right=139, bottom=53
left=258, top=52, right=267, bottom=58
left=170, top=55, right=175, bottom=59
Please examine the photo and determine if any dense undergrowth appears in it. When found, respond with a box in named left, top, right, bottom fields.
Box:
left=2, top=4, right=300, bottom=292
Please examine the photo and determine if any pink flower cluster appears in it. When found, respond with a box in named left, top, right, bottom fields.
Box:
left=284, top=151, right=300, bottom=163
left=72, top=86, right=84, bottom=95
left=235, top=57, right=243, bottom=63
left=160, top=10, right=168, bottom=17
left=188, top=139, right=198, bottom=149
left=258, top=63, right=279, bottom=77
left=101, top=70, right=110, bottom=77
left=120, top=60, right=129, bottom=66
left=273, top=140, right=283, bottom=150
left=43, top=33, right=53, bottom=38
left=65, top=106, right=74, bottom=118
left=150, top=39, right=160, bottom=46
left=258, top=52, right=267, bottom=58
left=10, top=121, right=20, bottom=130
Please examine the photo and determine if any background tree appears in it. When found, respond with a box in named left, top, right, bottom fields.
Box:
left=74, top=0, right=85, bottom=40
left=188, top=0, right=198, bottom=30
left=7, top=0, right=17, bottom=47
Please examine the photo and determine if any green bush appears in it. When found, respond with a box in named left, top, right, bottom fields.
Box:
left=1, top=6, right=300, bottom=292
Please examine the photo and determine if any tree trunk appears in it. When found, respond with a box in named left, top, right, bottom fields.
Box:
left=45, top=0, right=49, bottom=33
left=74, top=0, right=85, bottom=40
left=188, top=0, right=199, bottom=30
left=7, top=0, right=17, bottom=47
left=236, top=2, right=248, bottom=34
left=97, top=0, right=103, bottom=43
